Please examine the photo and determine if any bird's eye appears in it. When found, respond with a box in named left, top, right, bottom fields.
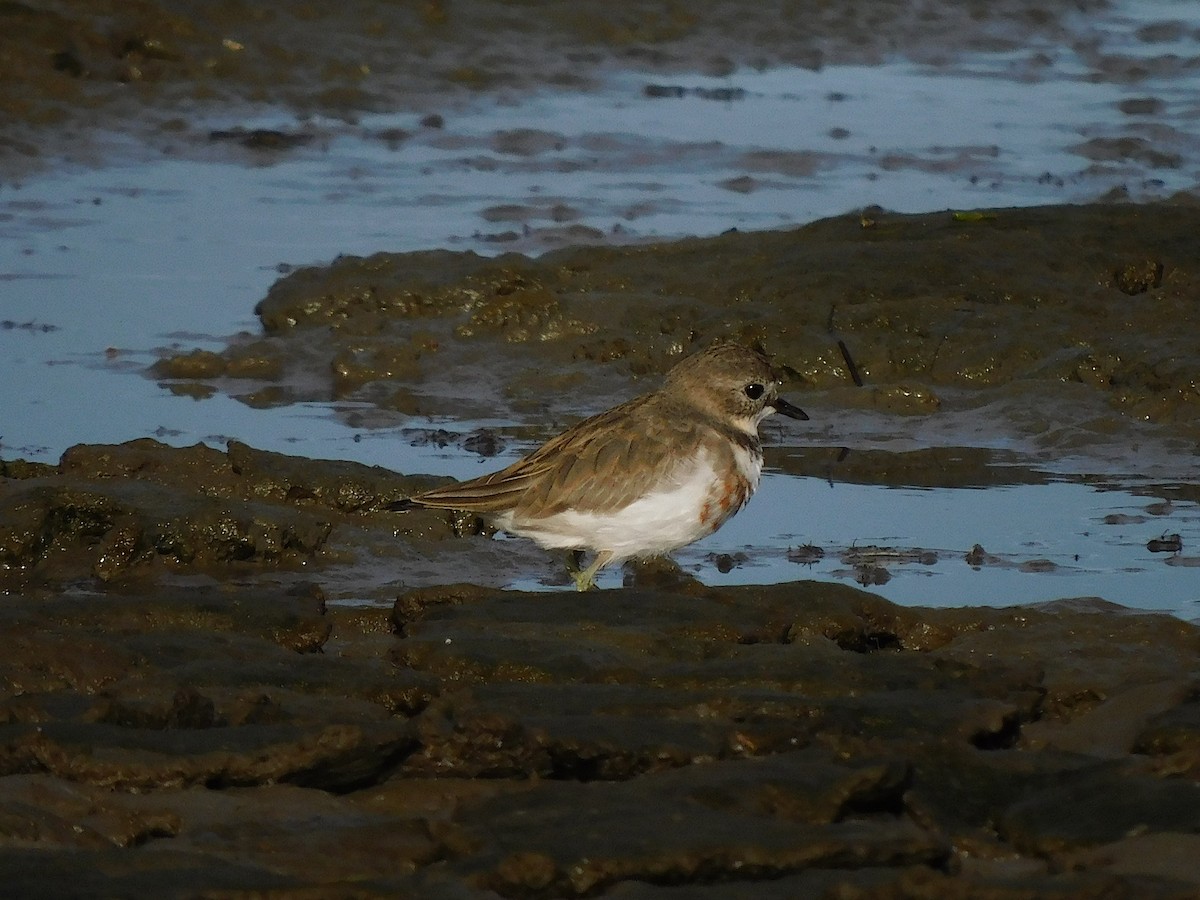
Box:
left=744, top=383, right=765, bottom=400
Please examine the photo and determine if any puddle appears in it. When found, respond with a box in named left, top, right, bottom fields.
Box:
left=351, top=436, right=1198, bottom=620
left=663, top=473, right=1200, bottom=615
left=1, top=0, right=1198, bottom=616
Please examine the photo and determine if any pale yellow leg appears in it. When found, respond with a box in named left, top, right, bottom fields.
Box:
left=573, top=549, right=615, bottom=592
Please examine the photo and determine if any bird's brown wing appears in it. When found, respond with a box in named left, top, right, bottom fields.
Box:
left=406, top=395, right=709, bottom=518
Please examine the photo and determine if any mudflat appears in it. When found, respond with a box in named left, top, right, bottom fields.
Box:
left=2, top=1, right=1199, bottom=896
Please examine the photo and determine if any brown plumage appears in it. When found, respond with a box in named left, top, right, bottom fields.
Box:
left=398, top=343, right=808, bottom=589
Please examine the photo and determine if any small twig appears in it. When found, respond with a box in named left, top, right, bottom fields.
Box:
left=837, top=340, right=864, bottom=387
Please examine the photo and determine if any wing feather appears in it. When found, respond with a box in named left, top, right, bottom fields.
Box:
left=405, top=394, right=708, bottom=519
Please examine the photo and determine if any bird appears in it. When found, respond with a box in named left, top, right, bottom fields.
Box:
left=395, top=343, right=808, bottom=590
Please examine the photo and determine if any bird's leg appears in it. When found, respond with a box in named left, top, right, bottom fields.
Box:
left=565, top=548, right=585, bottom=576
left=573, top=549, right=614, bottom=592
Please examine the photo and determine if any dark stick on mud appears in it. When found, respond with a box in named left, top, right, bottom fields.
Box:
left=837, top=339, right=864, bottom=387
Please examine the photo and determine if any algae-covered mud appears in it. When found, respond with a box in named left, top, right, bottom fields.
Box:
left=3, top=0, right=1200, bottom=896
left=160, top=202, right=1200, bottom=436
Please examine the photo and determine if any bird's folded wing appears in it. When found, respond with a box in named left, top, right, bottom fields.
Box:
left=406, top=396, right=706, bottom=518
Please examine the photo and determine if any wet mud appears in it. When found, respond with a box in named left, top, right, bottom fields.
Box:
left=1, top=0, right=1121, bottom=173
left=2, top=438, right=1199, bottom=897
left=155, top=201, right=1200, bottom=456
left=4, top=0, right=1200, bottom=896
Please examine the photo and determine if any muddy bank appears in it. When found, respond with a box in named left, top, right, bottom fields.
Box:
left=152, top=202, right=1200, bottom=463
left=0, top=438, right=459, bottom=595
left=0, top=438, right=1198, bottom=896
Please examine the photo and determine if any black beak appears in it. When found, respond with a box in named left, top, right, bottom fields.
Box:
left=771, top=397, right=809, bottom=421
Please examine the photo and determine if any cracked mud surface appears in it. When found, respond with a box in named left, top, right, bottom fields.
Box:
left=2, top=440, right=1199, bottom=897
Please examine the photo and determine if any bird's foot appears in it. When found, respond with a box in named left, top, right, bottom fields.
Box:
left=567, top=549, right=614, bottom=592
left=573, top=570, right=600, bottom=592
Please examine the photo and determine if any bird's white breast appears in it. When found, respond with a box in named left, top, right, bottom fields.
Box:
left=499, top=445, right=762, bottom=561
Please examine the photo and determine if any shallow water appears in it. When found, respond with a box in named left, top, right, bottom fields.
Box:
left=669, top=474, right=1200, bottom=615
left=2, top=0, right=1198, bottom=615
left=392, top=440, right=1198, bottom=619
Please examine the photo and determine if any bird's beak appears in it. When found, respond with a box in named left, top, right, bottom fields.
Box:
left=770, top=397, right=809, bottom=420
